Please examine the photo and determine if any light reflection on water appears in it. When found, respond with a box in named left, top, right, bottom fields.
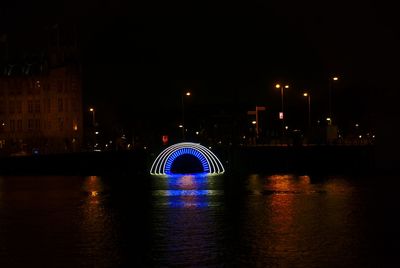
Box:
left=0, top=173, right=396, bottom=267
left=79, top=175, right=122, bottom=268
left=151, top=174, right=224, bottom=208
left=150, top=174, right=225, bottom=266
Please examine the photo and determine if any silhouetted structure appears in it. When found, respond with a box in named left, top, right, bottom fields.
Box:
left=0, top=24, right=83, bottom=155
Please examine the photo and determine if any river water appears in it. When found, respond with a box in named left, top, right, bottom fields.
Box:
left=0, top=173, right=398, bottom=267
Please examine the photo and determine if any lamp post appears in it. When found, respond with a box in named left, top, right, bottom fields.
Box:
left=303, top=92, right=311, bottom=128
left=89, top=107, right=96, bottom=127
left=275, top=83, right=289, bottom=138
left=328, top=76, right=339, bottom=125
left=89, top=107, right=96, bottom=150
left=181, top=90, right=191, bottom=140
left=247, top=106, right=266, bottom=142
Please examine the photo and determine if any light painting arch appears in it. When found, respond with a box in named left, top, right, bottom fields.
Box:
left=150, top=142, right=225, bottom=175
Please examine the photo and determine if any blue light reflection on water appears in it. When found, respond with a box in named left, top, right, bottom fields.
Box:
left=151, top=173, right=224, bottom=208
left=149, top=173, right=226, bottom=266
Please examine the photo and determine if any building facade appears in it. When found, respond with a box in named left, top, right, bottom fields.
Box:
left=0, top=64, right=83, bottom=155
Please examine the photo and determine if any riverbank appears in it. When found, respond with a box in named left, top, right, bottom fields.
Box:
left=0, top=145, right=377, bottom=176
left=0, top=150, right=149, bottom=176
left=221, top=144, right=376, bottom=176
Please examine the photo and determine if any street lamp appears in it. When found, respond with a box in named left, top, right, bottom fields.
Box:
left=275, top=83, right=289, bottom=137
left=328, top=76, right=339, bottom=125
left=181, top=90, right=191, bottom=140
left=89, top=107, right=96, bottom=127
left=89, top=107, right=96, bottom=151
left=303, top=92, right=311, bottom=128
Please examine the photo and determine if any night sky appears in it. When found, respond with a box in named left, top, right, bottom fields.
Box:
left=1, top=0, right=399, bottom=137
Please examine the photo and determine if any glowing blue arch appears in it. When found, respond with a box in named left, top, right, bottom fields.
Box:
left=150, top=142, right=225, bottom=175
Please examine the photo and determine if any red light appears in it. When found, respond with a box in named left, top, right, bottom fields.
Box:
left=162, top=135, right=169, bottom=145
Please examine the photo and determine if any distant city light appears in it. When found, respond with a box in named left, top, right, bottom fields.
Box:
left=195, top=131, right=199, bottom=135
left=355, top=123, right=359, bottom=127
left=95, top=131, right=99, bottom=135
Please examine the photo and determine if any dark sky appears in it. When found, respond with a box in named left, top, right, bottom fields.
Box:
left=1, top=0, right=399, bottom=133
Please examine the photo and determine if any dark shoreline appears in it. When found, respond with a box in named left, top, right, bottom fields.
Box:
left=0, top=150, right=150, bottom=176
left=0, top=145, right=379, bottom=176
left=224, top=144, right=376, bottom=176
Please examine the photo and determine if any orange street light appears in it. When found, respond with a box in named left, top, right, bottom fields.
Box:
left=303, top=92, right=311, bottom=128
left=89, top=107, right=96, bottom=127
left=328, top=76, right=340, bottom=124
left=181, top=90, right=192, bottom=140
left=275, top=83, right=289, bottom=136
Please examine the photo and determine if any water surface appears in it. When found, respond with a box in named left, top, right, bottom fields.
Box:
left=0, top=173, right=397, bottom=267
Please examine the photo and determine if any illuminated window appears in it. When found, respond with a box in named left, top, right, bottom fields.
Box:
left=64, top=98, right=68, bottom=112
left=9, top=86, right=15, bottom=95
left=35, top=119, right=40, bottom=129
left=0, top=82, right=4, bottom=96
left=8, top=101, right=15, bottom=114
left=58, top=118, right=64, bottom=130
left=28, top=100, right=34, bottom=113
left=16, top=101, right=22, bottom=113
left=27, top=80, right=34, bottom=94
left=57, top=80, right=63, bottom=93
left=17, top=120, right=22, bottom=131
left=0, top=101, right=5, bottom=114
left=10, top=120, right=15, bottom=132
left=16, top=85, right=22, bottom=95
left=34, top=100, right=40, bottom=113
left=46, top=98, right=51, bottom=113
left=28, top=119, right=34, bottom=130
